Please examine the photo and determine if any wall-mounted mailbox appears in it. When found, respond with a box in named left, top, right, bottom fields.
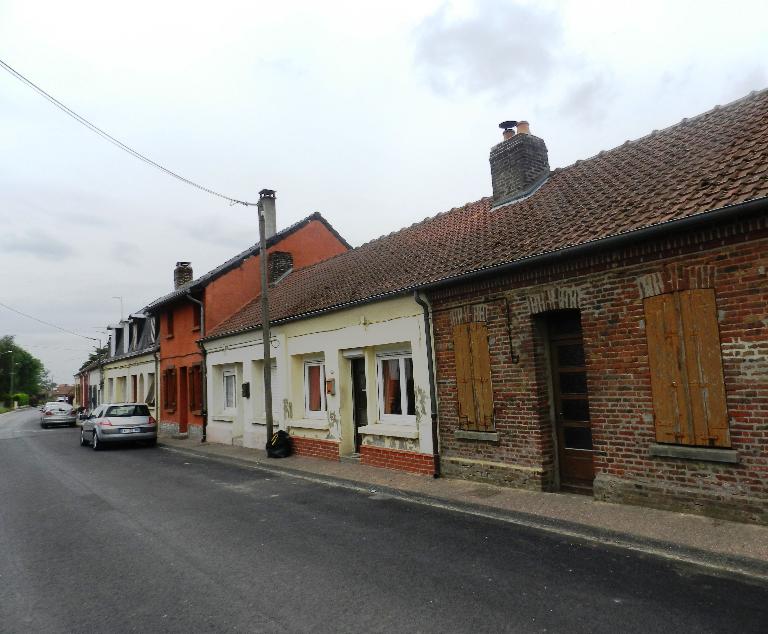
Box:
left=241, top=382, right=250, bottom=399
left=325, top=379, right=336, bottom=396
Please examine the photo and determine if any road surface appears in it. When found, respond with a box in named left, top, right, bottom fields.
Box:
left=1, top=408, right=766, bottom=632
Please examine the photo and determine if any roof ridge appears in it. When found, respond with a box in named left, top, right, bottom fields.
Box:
left=144, top=211, right=342, bottom=310
left=552, top=86, right=768, bottom=174
left=352, top=197, right=490, bottom=250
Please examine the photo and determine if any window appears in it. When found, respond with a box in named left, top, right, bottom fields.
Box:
left=192, top=305, right=201, bottom=331
left=304, top=361, right=326, bottom=418
left=453, top=322, right=494, bottom=431
left=145, top=373, right=156, bottom=407
left=106, top=404, right=150, bottom=417
left=644, top=289, right=730, bottom=447
left=164, top=367, right=177, bottom=411
left=189, top=364, right=203, bottom=412
left=377, top=353, right=416, bottom=422
left=166, top=311, right=174, bottom=338
left=223, top=369, right=237, bottom=410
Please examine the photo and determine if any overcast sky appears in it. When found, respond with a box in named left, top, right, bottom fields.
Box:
left=1, top=0, right=767, bottom=383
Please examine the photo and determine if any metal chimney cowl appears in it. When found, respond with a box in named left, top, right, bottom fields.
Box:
left=490, top=120, right=549, bottom=207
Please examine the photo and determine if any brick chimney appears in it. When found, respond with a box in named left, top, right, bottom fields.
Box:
left=490, top=120, right=549, bottom=207
left=174, top=261, right=193, bottom=289
left=268, top=251, right=293, bottom=284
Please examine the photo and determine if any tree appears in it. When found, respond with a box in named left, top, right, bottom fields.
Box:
left=78, top=345, right=108, bottom=372
left=0, top=335, right=48, bottom=399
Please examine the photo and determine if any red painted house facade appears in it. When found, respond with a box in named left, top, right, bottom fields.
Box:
left=146, top=205, right=350, bottom=438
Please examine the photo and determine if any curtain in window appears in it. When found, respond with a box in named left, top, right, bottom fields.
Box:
left=382, top=358, right=402, bottom=415
left=307, top=365, right=322, bottom=411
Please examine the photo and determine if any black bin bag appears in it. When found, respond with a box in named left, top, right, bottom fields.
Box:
left=266, top=430, right=292, bottom=458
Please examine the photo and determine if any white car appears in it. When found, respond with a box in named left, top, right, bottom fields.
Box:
left=80, top=403, right=157, bottom=450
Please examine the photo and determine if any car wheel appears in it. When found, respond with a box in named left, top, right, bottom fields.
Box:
left=41, top=423, right=48, bottom=429
left=146, top=438, right=157, bottom=447
left=92, top=431, right=101, bottom=451
left=80, top=429, right=89, bottom=446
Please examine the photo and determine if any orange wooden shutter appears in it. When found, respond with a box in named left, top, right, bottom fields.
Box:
left=679, top=290, right=730, bottom=447
left=644, top=294, right=690, bottom=444
left=453, top=324, right=477, bottom=429
left=470, top=322, right=494, bottom=431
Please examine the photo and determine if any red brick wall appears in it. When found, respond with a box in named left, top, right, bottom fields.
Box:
left=157, top=218, right=349, bottom=433
left=205, top=219, right=349, bottom=332
left=291, top=436, right=340, bottom=461
left=429, top=214, right=768, bottom=523
left=361, top=446, right=436, bottom=476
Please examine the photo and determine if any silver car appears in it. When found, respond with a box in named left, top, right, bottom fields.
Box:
left=40, top=402, right=77, bottom=428
left=80, top=403, right=157, bottom=450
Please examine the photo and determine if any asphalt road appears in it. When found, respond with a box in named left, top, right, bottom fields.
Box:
left=1, top=408, right=767, bottom=633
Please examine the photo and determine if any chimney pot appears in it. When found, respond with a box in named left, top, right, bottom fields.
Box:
left=173, top=261, right=193, bottom=289
left=516, top=121, right=530, bottom=135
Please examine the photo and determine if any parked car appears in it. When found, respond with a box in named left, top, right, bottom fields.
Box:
left=80, top=403, right=157, bottom=450
left=40, top=402, right=77, bottom=428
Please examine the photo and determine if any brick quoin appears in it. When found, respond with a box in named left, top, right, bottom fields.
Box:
left=360, top=446, right=436, bottom=476
left=428, top=214, right=768, bottom=524
left=291, top=436, right=340, bottom=461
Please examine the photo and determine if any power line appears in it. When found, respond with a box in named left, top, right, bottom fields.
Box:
left=0, top=57, right=255, bottom=206
left=0, top=300, right=100, bottom=343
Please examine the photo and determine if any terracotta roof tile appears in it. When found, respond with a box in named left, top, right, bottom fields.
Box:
left=207, top=89, right=768, bottom=339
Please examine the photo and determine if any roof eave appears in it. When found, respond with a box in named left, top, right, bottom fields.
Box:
left=200, top=194, right=768, bottom=343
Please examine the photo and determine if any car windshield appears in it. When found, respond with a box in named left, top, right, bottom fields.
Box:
left=106, top=405, right=150, bottom=417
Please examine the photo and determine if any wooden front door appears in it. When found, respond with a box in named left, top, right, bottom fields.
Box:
left=547, top=311, right=595, bottom=492
left=351, top=358, right=367, bottom=452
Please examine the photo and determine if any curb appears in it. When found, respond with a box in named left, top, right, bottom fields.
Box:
left=158, top=442, right=768, bottom=583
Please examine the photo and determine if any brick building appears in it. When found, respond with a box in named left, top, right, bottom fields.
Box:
left=145, top=196, right=350, bottom=438
left=422, top=93, right=768, bottom=522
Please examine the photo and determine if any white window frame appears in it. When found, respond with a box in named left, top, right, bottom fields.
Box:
left=376, top=352, right=416, bottom=425
left=223, top=368, right=237, bottom=411
left=304, top=361, right=326, bottom=419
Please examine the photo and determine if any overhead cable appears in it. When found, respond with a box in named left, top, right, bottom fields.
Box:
left=0, top=57, right=254, bottom=206
left=0, top=300, right=100, bottom=342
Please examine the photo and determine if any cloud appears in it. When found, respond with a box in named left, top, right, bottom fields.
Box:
left=0, top=229, right=74, bottom=260
left=110, top=241, right=139, bottom=265
left=559, top=73, right=617, bottom=124
left=729, top=65, right=768, bottom=97
left=413, top=1, right=567, bottom=102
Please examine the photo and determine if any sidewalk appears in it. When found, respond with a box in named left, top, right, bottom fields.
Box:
left=159, top=436, right=768, bottom=581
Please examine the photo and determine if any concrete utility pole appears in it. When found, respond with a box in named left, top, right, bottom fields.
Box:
left=257, top=189, right=276, bottom=444
left=2, top=350, right=14, bottom=408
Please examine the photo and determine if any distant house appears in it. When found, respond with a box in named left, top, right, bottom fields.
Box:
left=75, top=361, right=102, bottom=411
left=101, top=311, right=159, bottom=419
left=144, top=198, right=350, bottom=439
left=199, top=89, right=768, bottom=524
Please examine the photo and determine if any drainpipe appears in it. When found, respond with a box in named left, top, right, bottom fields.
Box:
left=153, top=347, right=160, bottom=423
left=186, top=293, right=207, bottom=443
left=414, top=290, right=441, bottom=478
